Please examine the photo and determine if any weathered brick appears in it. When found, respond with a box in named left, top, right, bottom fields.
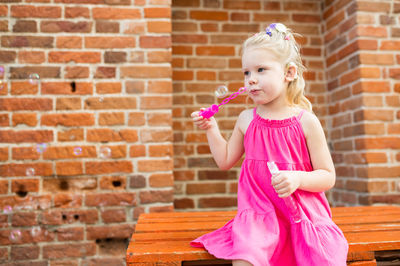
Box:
left=85, top=192, right=136, bottom=206
left=86, top=224, right=133, bottom=240
left=101, top=208, right=126, bottom=223
left=43, top=243, right=96, bottom=259
left=41, top=21, right=92, bottom=33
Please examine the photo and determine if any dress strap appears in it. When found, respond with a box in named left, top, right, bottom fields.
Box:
left=253, top=107, right=257, bottom=118
left=297, top=109, right=306, bottom=120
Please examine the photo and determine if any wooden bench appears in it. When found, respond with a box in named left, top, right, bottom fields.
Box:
left=126, top=206, right=400, bottom=265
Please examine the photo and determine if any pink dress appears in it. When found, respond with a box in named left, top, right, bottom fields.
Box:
left=191, top=108, right=349, bottom=266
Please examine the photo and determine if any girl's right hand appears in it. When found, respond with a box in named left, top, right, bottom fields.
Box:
left=191, top=109, right=216, bottom=130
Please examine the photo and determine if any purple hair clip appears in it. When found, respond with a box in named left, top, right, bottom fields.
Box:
left=265, top=23, right=289, bottom=40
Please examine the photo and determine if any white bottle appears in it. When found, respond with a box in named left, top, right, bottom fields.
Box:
left=267, top=161, right=302, bottom=223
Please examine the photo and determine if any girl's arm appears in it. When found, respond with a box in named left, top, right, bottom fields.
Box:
left=298, top=111, right=336, bottom=192
left=191, top=110, right=246, bottom=170
left=272, top=111, right=335, bottom=197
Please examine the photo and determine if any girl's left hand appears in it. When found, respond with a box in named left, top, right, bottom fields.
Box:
left=271, top=171, right=301, bottom=198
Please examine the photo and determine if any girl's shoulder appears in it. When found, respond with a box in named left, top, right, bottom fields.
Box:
left=237, top=108, right=254, bottom=135
left=297, top=109, right=324, bottom=139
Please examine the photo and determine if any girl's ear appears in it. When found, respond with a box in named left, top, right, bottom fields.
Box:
left=285, top=62, right=298, bottom=82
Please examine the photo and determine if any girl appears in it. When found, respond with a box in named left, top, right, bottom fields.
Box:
left=190, top=23, right=349, bottom=266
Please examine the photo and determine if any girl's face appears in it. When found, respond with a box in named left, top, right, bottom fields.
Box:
left=242, top=47, right=288, bottom=106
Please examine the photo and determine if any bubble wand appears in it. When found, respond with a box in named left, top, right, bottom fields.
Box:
left=267, top=161, right=302, bottom=223
left=199, top=86, right=247, bottom=119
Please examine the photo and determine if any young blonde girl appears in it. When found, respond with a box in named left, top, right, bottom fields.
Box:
left=190, top=23, right=348, bottom=266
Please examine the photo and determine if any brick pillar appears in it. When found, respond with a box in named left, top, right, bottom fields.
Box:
left=323, top=0, right=400, bottom=205
left=0, top=0, right=173, bottom=264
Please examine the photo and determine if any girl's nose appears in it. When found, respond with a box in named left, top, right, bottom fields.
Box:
left=248, top=76, right=257, bottom=85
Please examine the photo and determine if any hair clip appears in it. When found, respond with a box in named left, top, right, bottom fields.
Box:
left=265, top=23, right=290, bottom=40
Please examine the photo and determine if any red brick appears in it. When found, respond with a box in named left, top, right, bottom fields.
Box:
left=43, top=243, right=96, bottom=259
left=144, top=7, right=171, bottom=18
left=85, top=37, right=135, bottom=48
left=85, top=97, right=136, bottom=110
left=101, top=208, right=126, bottom=223
left=11, top=179, right=39, bottom=192
left=65, top=7, right=90, bottom=18
left=196, top=46, right=235, bottom=56
left=190, top=10, right=228, bottom=21
left=121, top=66, right=171, bottom=78
left=140, top=129, right=172, bottom=142
left=138, top=159, right=173, bottom=172
left=12, top=212, right=37, bottom=226
left=11, top=246, right=39, bottom=260
left=48, top=51, right=100, bottom=63
left=56, top=161, right=83, bottom=176
left=56, top=227, right=84, bottom=241
left=85, top=192, right=135, bottom=207
left=140, top=36, right=171, bottom=48
left=41, top=113, right=94, bottom=127
left=0, top=130, right=53, bottom=145
left=99, top=176, right=127, bottom=190
left=86, top=161, right=133, bottom=175
left=99, top=112, right=124, bottom=126
left=129, top=145, right=146, bottom=157
left=11, top=6, right=61, bottom=18
left=43, top=146, right=96, bottom=160
left=86, top=224, right=133, bottom=240
left=18, top=51, right=45, bottom=64
left=198, top=197, right=237, bottom=208
left=56, top=36, right=82, bottom=48
left=148, top=21, right=171, bottom=33
left=148, top=51, right=171, bottom=63
left=149, top=173, right=173, bottom=188
left=42, top=82, right=92, bottom=95
left=12, top=113, right=37, bottom=127
left=96, top=82, right=121, bottom=94
left=92, top=8, right=141, bottom=19
left=0, top=98, right=52, bottom=111
left=58, top=128, right=84, bottom=142
left=0, top=163, right=53, bottom=177
left=54, top=193, right=82, bottom=208
left=139, top=189, right=174, bottom=204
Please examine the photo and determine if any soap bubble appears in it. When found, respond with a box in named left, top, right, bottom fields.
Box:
left=36, top=143, right=47, bottom=154
left=30, top=226, right=41, bottom=237
left=0, top=66, right=4, bottom=76
left=26, top=167, right=35, bottom=176
left=28, top=73, right=40, bottom=85
left=3, top=205, right=12, bottom=214
left=73, top=147, right=82, bottom=156
left=0, top=80, right=5, bottom=90
left=215, top=85, right=229, bottom=98
left=99, top=147, right=111, bottom=159
left=99, top=97, right=104, bottom=102
left=9, top=229, right=22, bottom=242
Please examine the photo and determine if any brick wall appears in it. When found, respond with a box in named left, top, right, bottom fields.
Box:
left=172, top=0, right=327, bottom=210
left=0, top=0, right=173, bottom=265
left=323, top=0, right=400, bottom=205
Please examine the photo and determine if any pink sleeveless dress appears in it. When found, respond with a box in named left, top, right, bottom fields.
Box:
left=190, top=108, right=349, bottom=266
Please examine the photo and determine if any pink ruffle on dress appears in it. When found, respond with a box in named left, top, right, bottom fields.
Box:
left=190, top=108, right=348, bottom=266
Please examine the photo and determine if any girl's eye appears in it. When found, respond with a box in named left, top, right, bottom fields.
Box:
left=258, top=68, right=265, bottom=73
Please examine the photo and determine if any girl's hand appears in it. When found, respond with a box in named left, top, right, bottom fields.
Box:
left=191, top=109, right=216, bottom=130
left=271, top=171, right=301, bottom=198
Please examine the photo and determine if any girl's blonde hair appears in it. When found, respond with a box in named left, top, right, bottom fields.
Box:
left=242, top=24, right=312, bottom=112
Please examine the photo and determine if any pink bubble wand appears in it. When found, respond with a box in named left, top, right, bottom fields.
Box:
left=199, top=87, right=247, bottom=119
